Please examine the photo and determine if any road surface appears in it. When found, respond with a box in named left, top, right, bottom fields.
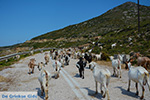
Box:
left=0, top=52, right=150, bottom=100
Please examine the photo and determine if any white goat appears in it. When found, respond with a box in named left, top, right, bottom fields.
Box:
left=125, top=61, right=150, bottom=99
left=88, top=49, right=92, bottom=53
left=44, top=53, right=50, bottom=65
left=37, top=62, right=51, bottom=100
left=109, top=56, right=114, bottom=61
left=89, top=62, right=111, bottom=100
left=111, top=43, right=116, bottom=48
left=111, top=57, right=122, bottom=78
left=15, top=55, right=20, bottom=60
left=58, top=57, right=65, bottom=68
left=30, top=50, right=34, bottom=55
left=50, top=57, right=61, bottom=79
left=95, top=52, right=102, bottom=61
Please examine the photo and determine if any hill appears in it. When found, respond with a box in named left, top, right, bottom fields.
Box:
left=32, top=2, right=150, bottom=40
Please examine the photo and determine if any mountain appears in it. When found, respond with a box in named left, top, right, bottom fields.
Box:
left=1, top=2, right=150, bottom=56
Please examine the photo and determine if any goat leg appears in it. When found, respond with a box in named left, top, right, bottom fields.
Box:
left=119, top=67, right=122, bottom=78
left=82, top=71, right=84, bottom=79
left=100, top=83, right=103, bottom=95
left=135, top=83, right=139, bottom=95
left=79, top=69, right=82, bottom=78
left=113, top=68, right=115, bottom=76
left=102, top=84, right=106, bottom=98
left=140, top=86, right=145, bottom=99
left=41, top=85, right=44, bottom=96
left=95, top=82, right=98, bottom=94
left=28, top=69, right=31, bottom=75
left=45, top=89, right=48, bottom=100
left=127, top=80, right=131, bottom=91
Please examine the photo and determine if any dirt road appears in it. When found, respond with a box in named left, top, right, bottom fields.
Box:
left=0, top=52, right=150, bottom=100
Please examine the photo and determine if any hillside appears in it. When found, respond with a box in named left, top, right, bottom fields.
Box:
left=1, top=2, right=150, bottom=56
left=31, top=2, right=150, bottom=40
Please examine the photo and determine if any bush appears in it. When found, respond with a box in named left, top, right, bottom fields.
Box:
left=101, top=52, right=110, bottom=61
left=92, top=46, right=101, bottom=54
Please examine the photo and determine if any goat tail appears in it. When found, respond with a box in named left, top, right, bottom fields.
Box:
left=106, top=74, right=111, bottom=80
left=44, top=70, right=49, bottom=87
left=144, top=72, right=150, bottom=91
left=106, top=74, right=111, bottom=87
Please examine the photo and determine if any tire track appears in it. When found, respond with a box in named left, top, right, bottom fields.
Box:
left=61, top=68, right=93, bottom=100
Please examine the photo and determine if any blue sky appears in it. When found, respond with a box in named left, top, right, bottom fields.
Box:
left=0, top=0, right=150, bottom=47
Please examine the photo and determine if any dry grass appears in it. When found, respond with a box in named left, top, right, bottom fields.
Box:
left=0, top=75, right=8, bottom=82
left=0, top=66, right=12, bottom=71
left=96, top=60, right=112, bottom=67
left=96, top=60, right=126, bottom=70
left=0, top=75, right=14, bottom=91
left=96, top=60, right=150, bottom=72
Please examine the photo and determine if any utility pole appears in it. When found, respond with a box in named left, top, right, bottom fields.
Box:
left=137, top=0, right=140, bottom=33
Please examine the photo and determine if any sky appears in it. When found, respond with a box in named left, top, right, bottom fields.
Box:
left=0, top=0, right=150, bottom=47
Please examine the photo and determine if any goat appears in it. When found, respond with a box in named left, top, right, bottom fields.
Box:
left=89, top=62, right=111, bottom=100
left=30, top=50, right=34, bottom=55
left=95, top=52, right=102, bottom=61
left=76, top=57, right=87, bottom=79
left=109, top=56, right=114, bottom=61
left=51, top=59, right=61, bottom=79
left=15, top=55, right=20, bottom=60
left=137, top=57, right=150, bottom=70
left=111, top=43, right=116, bottom=48
left=125, top=61, right=150, bottom=99
left=118, top=54, right=123, bottom=64
left=73, top=52, right=78, bottom=59
left=38, top=62, right=51, bottom=100
left=76, top=52, right=81, bottom=59
left=111, top=57, right=122, bottom=78
left=58, top=57, right=65, bottom=68
left=64, top=55, right=70, bottom=65
left=44, top=53, right=50, bottom=65
left=88, top=49, right=92, bottom=53
left=84, top=53, right=92, bottom=64
left=134, top=53, right=150, bottom=70
left=123, top=54, right=130, bottom=64
left=28, top=58, right=37, bottom=74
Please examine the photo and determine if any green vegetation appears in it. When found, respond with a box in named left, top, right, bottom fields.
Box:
left=0, top=53, right=30, bottom=70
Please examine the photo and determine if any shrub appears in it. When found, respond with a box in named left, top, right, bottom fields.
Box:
left=101, top=52, right=110, bottom=61
left=92, top=46, right=101, bottom=54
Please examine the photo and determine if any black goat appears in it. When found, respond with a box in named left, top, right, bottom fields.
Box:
left=76, top=57, right=87, bottom=79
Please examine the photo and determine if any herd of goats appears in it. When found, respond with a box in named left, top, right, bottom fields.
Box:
left=27, top=48, right=150, bottom=100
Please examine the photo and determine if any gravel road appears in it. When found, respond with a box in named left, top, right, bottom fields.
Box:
left=0, top=52, right=150, bottom=100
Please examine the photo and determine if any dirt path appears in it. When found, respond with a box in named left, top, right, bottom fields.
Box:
left=0, top=52, right=150, bottom=100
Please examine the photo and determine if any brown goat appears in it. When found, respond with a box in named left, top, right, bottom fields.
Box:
left=28, top=58, right=37, bottom=74
left=44, top=53, right=50, bottom=65
left=135, top=53, right=150, bottom=70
